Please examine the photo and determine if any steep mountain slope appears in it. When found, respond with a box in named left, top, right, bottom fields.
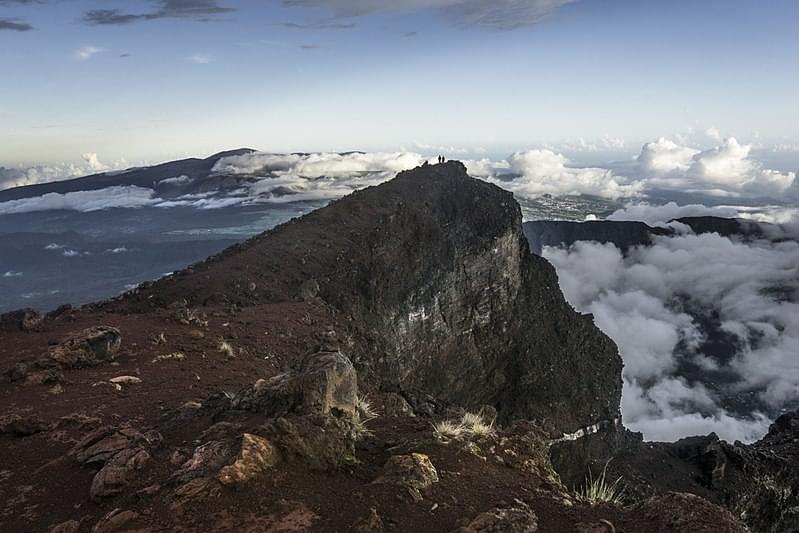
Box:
left=105, top=161, right=622, bottom=434
left=0, top=162, right=746, bottom=532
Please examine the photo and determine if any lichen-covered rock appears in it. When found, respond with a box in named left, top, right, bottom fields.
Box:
left=217, top=433, right=278, bottom=486
left=233, top=349, right=357, bottom=419
left=375, top=453, right=439, bottom=498
left=49, top=326, right=121, bottom=368
left=265, top=415, right=356, bottom=470
left=453, top=503, right=538, bottom=532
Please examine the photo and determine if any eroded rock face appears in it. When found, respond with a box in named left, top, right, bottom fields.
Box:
left=49, top=326, right=122, bottom=368
left=117, top=162, right=622, bottom=435
left=71, top=425, right=162, bottom=502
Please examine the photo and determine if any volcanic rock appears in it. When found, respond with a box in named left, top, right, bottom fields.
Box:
left=49, top=326, right=121, bottom=368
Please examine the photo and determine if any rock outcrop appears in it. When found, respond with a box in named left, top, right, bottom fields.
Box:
left=113, top=162, right=622, bottom=435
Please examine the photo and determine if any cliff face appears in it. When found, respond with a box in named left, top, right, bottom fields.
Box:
left=112, top=162, right=622, bottom=434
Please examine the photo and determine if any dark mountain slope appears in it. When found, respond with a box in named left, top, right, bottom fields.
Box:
left=0, top=149, right=255, bottom=202
left=107, top=161, right=622, bottom=434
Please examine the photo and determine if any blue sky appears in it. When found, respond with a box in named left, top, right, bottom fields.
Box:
left=1, top=0, right=798, bottom=166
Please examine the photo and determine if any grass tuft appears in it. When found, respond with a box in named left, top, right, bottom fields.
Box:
left=577, top=461, right=625, bottom=505
left=218, top=339, right=236, bottom=358
left=432, top=420, right=465, bottom=440
left=353, top=394, right=379, bottom=441
left=461, top=412, right=496, bottom=437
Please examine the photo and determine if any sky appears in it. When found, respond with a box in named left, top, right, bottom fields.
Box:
left=1, top=0, right=799, bottom=167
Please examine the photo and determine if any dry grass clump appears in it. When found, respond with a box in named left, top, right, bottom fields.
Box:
left=218, top=339, right=236, bottom=358
left=577, top=462, right=625, bottom=505
left=353, top=394, right=379, bottom=440
left=433, top=411, right=496, bottom=441
left=432, top=420, right=465, bottom=440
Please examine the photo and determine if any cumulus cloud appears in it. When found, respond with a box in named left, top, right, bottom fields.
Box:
left=544, top=231, right=799, bottom=443
left=0, top=186, right=160, bottom=214
left=637, top=137, right=796, bottom=197
left=282, top=0, right=578, bottom=30
left=485, top=149, right=643, bottom=199
left=74, top=46, right=103, bottom=61
left=0, top=155, right=125, bottom=190
left=187, top=53, right=211, bottom=64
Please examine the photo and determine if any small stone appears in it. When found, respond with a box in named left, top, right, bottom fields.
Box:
left=109, top=376, right=142, bottom=385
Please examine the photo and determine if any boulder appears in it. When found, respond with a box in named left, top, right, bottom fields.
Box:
left=265, top=415, right=356, bottom=470
left=0, top=308, right=44, bottom=332
left=49, top=326, right=122, bottom=368
left=172, top=440, right=236, bottom=485
left=90, top=447, right=151, bottom=501
left=91, top=509, right=141, bottom=533
left=375, top=453, right=439, bottom=500
left=217, top=433, right=278, bottom=486
left=453, top=503, right=539, bottom=532
left=381, top=392, right=415, bottom=417
left=234, top=349, right=357, bottom=419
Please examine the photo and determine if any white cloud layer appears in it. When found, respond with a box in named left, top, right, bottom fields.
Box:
left=0, top=186, right=160, bottom=214
left=486, top=149, right=643, bottom=199
left=638, top=137, right=796, bottom=197
left=0, top=153, right=125, bottom=191
left=544, top=230, right=799, bottom=443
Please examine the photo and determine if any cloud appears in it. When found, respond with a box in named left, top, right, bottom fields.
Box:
left=484, top=149, right=643, bottom=199
left=82, top=0, right=235, bottom=25
left=637, top=137, right=796, bottom=197
left=0, top=154, right=126, bottom=190
left=0, top=17, right=32, bottom=31
left=544, top=229, right=799, bottom=443
left=608, top=202, right=799, bottom=227
left=282, top=0, right=578, bottom=30
left=3, top=271, right=22, bottom=278
left=187, top=53, right=211, bottom=64
left=0, top=186, right=160, bottom=214
left=74, top=46, right=103, bottom=61
left=212, top=151, right=425, bottom=203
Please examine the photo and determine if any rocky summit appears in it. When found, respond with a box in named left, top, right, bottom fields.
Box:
left=0, top=162, right=762, bottom=532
